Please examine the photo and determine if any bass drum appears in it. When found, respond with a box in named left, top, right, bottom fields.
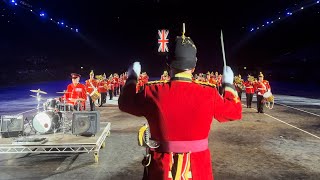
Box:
left=263, top=91, right=274, bottom=109
left=32, top=111, right=61, bottom=134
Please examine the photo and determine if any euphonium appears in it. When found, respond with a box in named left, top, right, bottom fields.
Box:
left=234, top=76, right=245, bottom=90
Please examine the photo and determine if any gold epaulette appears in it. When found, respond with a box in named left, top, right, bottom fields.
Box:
left=146, top=80, right=169, bottom=85
left=193, top=81, right=216, bottom=88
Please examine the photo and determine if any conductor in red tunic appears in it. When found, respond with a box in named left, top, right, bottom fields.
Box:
left=119, top=35, right=242, bottom=180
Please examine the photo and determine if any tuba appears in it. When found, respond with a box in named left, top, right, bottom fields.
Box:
left=263, top=91, right=274, bottom=109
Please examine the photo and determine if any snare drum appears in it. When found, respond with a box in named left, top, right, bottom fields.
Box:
left=43, top=98, right=60, bottom=111
left=32, top=111, right=61, bottom=134
left=58, top=103, right=74, bottom=112
left=90, top=90, right=101, bottom=102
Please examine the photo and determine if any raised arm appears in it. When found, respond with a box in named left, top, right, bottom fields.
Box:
left=118, top=62, right=146, bottom=117
left=213, top=66, right=242, bottom=122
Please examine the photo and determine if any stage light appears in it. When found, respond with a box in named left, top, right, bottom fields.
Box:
left=6, top=1, right=80, bottom=34
left=244, top=1, right=319, bottom=33
left=15, top=3, right=17, bottom=5
left=250, top=28, right=254, bottom=32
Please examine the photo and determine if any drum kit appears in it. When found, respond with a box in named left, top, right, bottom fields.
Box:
left=29, top=89, right=86, bottom=134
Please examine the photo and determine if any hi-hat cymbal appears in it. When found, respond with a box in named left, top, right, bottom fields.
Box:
left=30, top=89, right=47, bottom=94
left=56, top=90, right=71, bottom=94
left=29, top=95, right=43, bottom=100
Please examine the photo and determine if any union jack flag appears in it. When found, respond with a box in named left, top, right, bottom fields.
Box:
left=158, top=29, right=169, bottom=53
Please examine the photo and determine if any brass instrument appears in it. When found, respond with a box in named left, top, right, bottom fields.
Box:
left=247, top=75, right=256, bottom=83
left=95, top=75, right=104, bottom=81
left=234, top=75, right=245, bottom=90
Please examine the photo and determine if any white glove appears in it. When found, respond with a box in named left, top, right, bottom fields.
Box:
left=222, top=66, right=234, bottom=84
left=127, top=62, right=141, bottom=78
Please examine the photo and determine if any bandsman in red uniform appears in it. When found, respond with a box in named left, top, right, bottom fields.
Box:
left=119, top=74, right=125, bottom=94
left=119, top=34, right=242, bottom=180
left=234, top=74, right=244, bottom=100
left=209, top=72, right=217, bottom=87
left=113, top=73, right=120, bottom=97
left=98, top=73, right=108, bottom=106
left=243, top=75, right=256, bottom=108
left=108, top=75, right=114, bottom=100
left=65, top=73, right=87, bottom=111
left=160, top=70, right=171, bottom=81
left=85, top=70, right=98, bottom=111
left=254, top=72, right=271, bottom=113
left=123, top=72, right=128, bottom=84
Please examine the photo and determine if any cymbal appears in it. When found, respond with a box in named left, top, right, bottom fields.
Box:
left=29, top=95, right=43, bottom=100
left=30, top=89, right=47, bottom=94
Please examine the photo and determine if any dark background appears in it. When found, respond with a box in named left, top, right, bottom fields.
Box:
left=1, top=0, right=320, bottom=85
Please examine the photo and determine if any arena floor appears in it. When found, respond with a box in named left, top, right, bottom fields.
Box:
left=0, top=95, right=320, bottom=180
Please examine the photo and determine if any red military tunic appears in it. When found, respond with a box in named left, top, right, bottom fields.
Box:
left=119, top=75, right=242, bottom=180
left=98, top=80, right=108, bottom=93
left=254, top=80, right=271, bottom=96
left=209, top=77, right=216, bottom=86
left=85, top=79, right=98, bottom=94
left=65, top=83, right=87, bottom=107
left=107, top=79, right=114, bottom=91
left=113, top=76, right=119, bottom=88
left=243, top=81, right=255, bottom=94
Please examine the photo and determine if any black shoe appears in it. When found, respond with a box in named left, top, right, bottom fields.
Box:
left=259, top=111, right=264, bottom=113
